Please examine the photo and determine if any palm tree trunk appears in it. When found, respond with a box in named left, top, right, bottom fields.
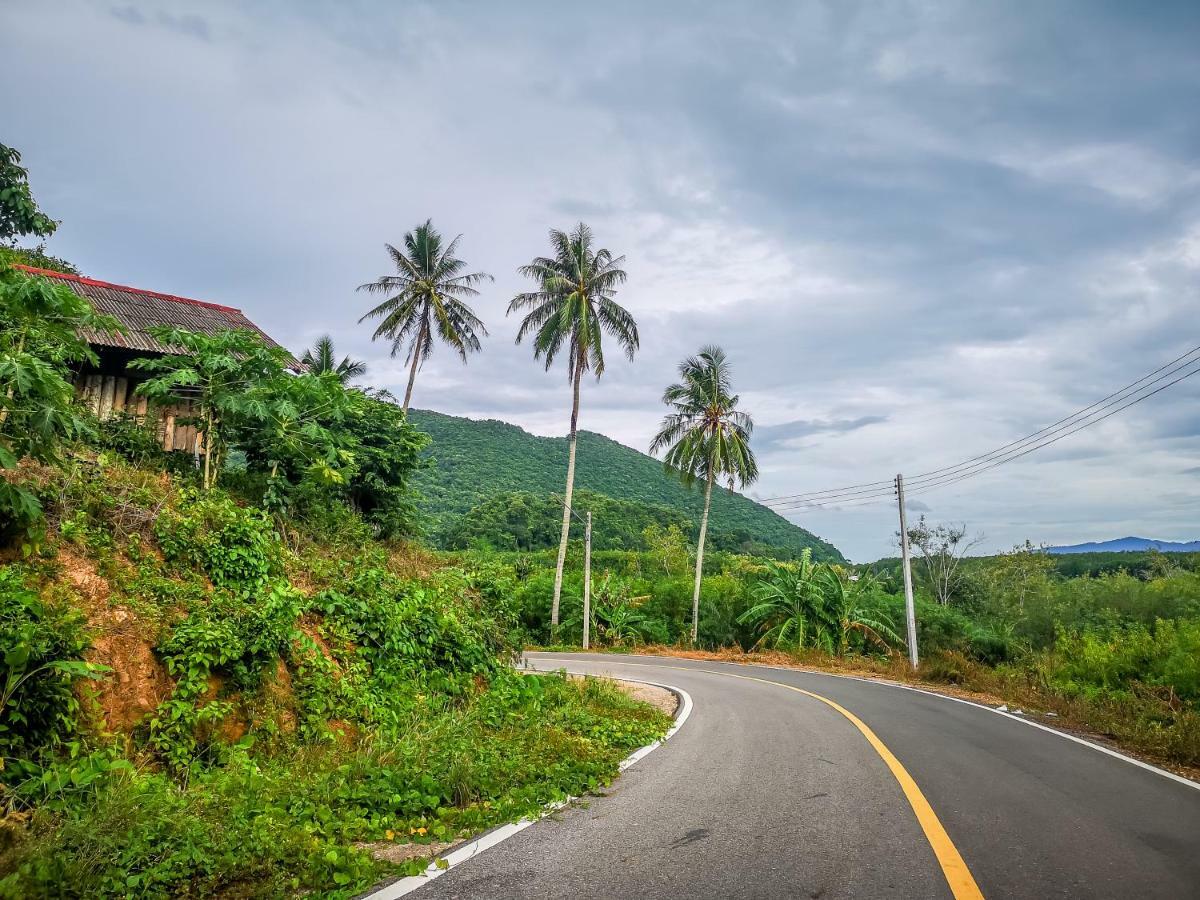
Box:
left=691, top=469, right=715, bottom=644
left=551, top=361, right=583, bottom=637
left=401, top=323, right=426, bottom=413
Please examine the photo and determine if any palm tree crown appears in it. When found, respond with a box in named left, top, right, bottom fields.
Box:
left=508, top=222, right=638, bottom=380
left=358, top=220, right=492, bottom=410
left=651, top=345, right=758, bottom=490
left=301, top=335, right=367, bottom=384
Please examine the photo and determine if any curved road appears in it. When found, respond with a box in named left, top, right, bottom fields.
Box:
left=412, top=653, right=1200, bottom=899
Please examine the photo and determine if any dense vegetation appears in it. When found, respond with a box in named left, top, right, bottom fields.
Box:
left=0, top=459, right=669, bottom=897
left=0, top=263, right=670, bottom=898
left=408, top=409, right=843, bottom=561
left=443, top=490, right=692, bottom=552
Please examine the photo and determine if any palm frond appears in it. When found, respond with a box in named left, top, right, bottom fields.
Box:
left=359, top=223, right=489, bottom=368
left=510, top=222, right=637, bottom=384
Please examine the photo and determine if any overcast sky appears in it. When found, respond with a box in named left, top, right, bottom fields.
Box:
left=5, top=1, right=1200, bottom=560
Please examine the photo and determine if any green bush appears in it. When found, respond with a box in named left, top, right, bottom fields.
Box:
left=0, top=569, right=100, bottom=767
left=153, top=490, right=280, bottom=593
left=1049, top=619, right=1200, bottom=702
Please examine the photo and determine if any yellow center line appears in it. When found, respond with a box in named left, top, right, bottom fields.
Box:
left=545, top=658, right=985, bottom=900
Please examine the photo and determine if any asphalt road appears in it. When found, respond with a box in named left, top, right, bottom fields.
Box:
left=411, top=653, right=1200, bottom=899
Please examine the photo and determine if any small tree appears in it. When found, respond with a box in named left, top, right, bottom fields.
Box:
left=232, top=368, right=358, bottom=515
left=986, top=540, right=1056, bottom=614
left=642, top=522, right=690, bottom=576
left=0, top=144, right=58, bottom=245
left=340, top=391, right=428, bottom=538
left=903, top=515, right=984, bottom=606
left=738, top=553, right=901, bottom=654
left=131, top=328, right=293, bottom=489
left=0, top=266, right=119, bottom=531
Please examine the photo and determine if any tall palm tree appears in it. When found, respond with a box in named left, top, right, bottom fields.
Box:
left=651, top=346, right=758, bottom=643
left=509, top=222, right=639, bottom=635
left=301, top=335, right=367, bottom=384
left=358, top=220, right=492, bottom=411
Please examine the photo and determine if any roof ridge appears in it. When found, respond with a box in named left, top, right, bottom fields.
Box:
left=12, top=264, right=243, bottom=313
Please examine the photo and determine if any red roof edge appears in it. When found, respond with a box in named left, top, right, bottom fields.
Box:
left=12, top=264, right=243, bottom=314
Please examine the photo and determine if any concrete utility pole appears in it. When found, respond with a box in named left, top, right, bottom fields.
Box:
left=583, top=511, right=592, bottom=651
left=896, top=473, right=919, bottom=669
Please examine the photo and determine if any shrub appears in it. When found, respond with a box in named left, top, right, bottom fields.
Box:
left=0, top=569, right=102, bottom=767
left=153, top=490, right=280, bottom=593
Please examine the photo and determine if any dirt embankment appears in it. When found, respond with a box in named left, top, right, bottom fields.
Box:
left=58, top=547, right=172, bottom=732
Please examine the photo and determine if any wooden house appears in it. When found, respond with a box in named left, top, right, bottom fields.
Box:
left=14, top=265, right=293, bottom=454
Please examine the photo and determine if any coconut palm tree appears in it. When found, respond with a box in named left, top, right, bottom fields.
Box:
left=509, top=222, right=639, bottom=635
left=651, top=346, right=757, bottom=643
left=301, top=335, right=367, bottom=384
left=358, top=220, right=492, bottom=411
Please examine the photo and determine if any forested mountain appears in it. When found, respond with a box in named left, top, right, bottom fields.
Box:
left=1047, top=537, right=1200, bottom=554
left=408, top=409, right=844, bottom=561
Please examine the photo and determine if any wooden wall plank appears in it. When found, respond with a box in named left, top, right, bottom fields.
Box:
left=85, top=375, right=102, bottom=415
left=112, top=377, right=128, bottom=414
left=98, top=377, right=116, bottom=419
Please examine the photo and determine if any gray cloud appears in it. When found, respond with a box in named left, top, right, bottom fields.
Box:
left=756, top=416, right=888, bottom=451
left=109, top=4, right=211, bottom=40
left=4, top=0, right=1199, bottom=560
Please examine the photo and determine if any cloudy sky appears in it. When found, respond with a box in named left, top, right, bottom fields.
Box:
left=5, top=1, right=1200, bottom=560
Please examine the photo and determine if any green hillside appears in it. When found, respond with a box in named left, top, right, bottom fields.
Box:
left=408, top=408, right=844, bottom=562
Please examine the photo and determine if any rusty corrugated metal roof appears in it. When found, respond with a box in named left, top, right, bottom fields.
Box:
left=14, top=265, right=296, bottom=364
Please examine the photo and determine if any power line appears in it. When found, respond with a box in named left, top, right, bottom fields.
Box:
left=771, top=358, right=1200, bottom=511
left=761, top=343, right=1200, bottom=504
left=761, top=346, right=1200, bottom=511
left=897, top=358, right=1200, bottom=495
left=896, top=344, right=1200, bottom=485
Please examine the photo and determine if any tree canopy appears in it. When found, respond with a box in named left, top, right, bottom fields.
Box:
left=358, top=220, right=491, bottom=410
left=0, top=144, right=58, bottom=245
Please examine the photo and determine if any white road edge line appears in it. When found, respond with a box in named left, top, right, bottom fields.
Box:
left=361, top=674, right=693, bottom=900
left=566, top=654, right=1200, bottom=794
left=831, top=669, right=1200, bottom=793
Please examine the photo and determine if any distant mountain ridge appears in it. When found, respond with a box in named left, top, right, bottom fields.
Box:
left=1047, top=537, right=1200, bottom=555
left=407, top=408, right=844, bottom=562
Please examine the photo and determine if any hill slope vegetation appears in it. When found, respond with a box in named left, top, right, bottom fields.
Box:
left=408, top=409, right=843, bottom=562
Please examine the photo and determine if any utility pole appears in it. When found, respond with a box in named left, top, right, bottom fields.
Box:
left=583, top=511, right=592, bottom=651
left=896, top=473, right=919, bottom=669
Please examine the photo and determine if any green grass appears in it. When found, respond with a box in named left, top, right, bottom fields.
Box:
left=1, top=673, right=670, bottom=898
